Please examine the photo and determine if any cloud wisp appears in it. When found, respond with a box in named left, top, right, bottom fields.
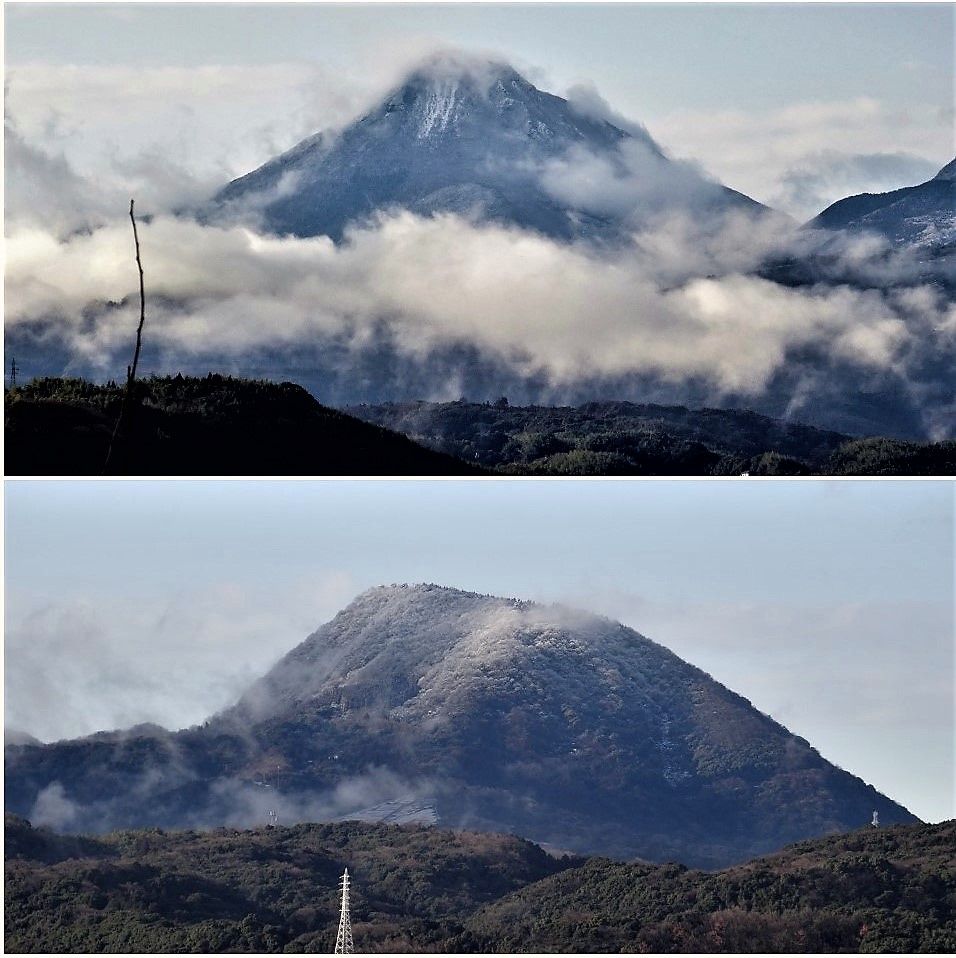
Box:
left=645, top=98, right=954, bottom=219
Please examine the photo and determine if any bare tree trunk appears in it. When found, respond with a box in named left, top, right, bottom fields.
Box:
left=103, top=199, right=147, bottom=473
left=127, top=198, right=147, bottom=383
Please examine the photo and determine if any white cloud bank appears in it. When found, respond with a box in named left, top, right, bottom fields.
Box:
left=646, top=98, right=953, bottom=219
left=6, top=206, right=953, bottom=420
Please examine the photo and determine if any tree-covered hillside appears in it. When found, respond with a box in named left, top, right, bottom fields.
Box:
left=349, top=399, right=956, bottom=475
left=5, top=816, right=954, bottom=953
left=461, top=820, right=956, bottom=953
left=7, top=378, right=952, bottom=475
left=4, top=376, right=478, bottom=476
left=4, top=815, right=571, bottom=953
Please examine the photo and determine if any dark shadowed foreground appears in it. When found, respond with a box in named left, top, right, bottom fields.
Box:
left=5, top=376, right=954, bottom=475
left=5, top=816, right=954, bottom=953
left=4, top=376, right=476, bottom=476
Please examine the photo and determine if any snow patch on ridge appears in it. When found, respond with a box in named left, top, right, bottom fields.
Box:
left=418, top=78, right=461, bottom=139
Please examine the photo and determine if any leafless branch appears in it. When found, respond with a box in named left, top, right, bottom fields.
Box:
left=103, top=198, right=148, bottom=473
left=128, top=198, right=147, bottom=383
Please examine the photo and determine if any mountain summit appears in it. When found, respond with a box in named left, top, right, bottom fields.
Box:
left=210, top=54, right=765, bottom=241
left=5, top=584, right=914, bottom=867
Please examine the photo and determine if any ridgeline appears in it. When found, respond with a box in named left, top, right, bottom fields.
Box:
left=350, top=399, right=956, bottom=476
left=4, top=376, right=478, bottom=476
left=6, top=376, right=954, bottom=475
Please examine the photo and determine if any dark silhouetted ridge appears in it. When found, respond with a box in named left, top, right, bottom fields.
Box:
left=4, top=375, right=478, bottom=475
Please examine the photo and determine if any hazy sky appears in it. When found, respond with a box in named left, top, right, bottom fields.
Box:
left=5, top=478, right=954, bottom=824
left=7, top=3, right=950, bottom=107
left=5, top=2, right=953, bottom=217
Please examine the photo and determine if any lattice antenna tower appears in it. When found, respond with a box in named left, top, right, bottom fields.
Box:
left=268, top=809, right=278, bottom=826
left=871, top=810, right=880, bottom=828
left=334, top=868, right=354, bottom=955
left=9, top=356, right=18, bottom=388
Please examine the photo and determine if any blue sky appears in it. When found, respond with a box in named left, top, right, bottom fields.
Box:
left=4, top=478, right=950, bottom=605
left=5, top=478, right=954, bottom=823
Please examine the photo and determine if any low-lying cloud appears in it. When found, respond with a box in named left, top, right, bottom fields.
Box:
left=6, top=199, right=954, bottom=434
left=27, top=765, right=438, bottom=835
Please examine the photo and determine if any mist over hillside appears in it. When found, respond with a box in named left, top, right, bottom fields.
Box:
left=5, top=585, right=916, bottom=869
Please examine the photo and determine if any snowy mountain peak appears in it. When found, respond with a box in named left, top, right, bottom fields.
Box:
left=232, top=583, right=650, bottom=722
left=373, top=55, right=564, bottom=143
left=212, top=52, right=766, bottom=241
left=417, top=77, right=461, bottom=138
left=396, top=52, right=528, bottom=101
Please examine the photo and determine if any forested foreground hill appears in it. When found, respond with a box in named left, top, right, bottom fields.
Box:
left=7, top=377, right=953, bottom=475
left=460, top=820, right=956, bottom=953
left=5, top=816, right=955, bottom=953
left=4, top=376, right=478, bottom=476
left=4, top=817, right=570, bottom=953
left=350, top=400, right=956, bottom=475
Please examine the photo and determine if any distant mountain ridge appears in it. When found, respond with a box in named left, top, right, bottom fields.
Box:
left=807, top=156, right=956, bottom=248
left=211, top=53, right=767, bottom=241
left=5, top=584, right=916, bottom=868
left=3, top=376, right=478, bottom=476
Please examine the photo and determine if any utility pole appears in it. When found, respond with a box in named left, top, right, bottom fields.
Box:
left=334, top=868, right=354, bottom=955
